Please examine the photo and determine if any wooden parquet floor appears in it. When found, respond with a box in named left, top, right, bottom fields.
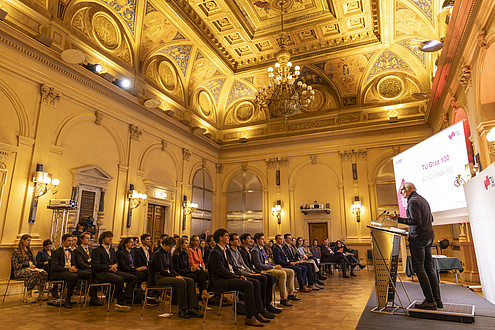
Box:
left=0, top=270, right=376, bottom=329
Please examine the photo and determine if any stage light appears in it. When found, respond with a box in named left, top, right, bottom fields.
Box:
left=113, top=78, right=131, bottom=89
left=83, top=63, right=103, bottom=73
left=419, top=40, right=443, bottom=52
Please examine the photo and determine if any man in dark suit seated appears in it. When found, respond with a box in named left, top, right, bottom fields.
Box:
left=227, top=233, right=280, bottom=317
left=116, top=237, right=147, bottom=285
left=152, top=233, right=168, bottom=254
left=283, top=234, right=322, bottom=290
left=92, top=231, right=137, bottom=312
left=249, top=233, right=298, bottom=307
left=135, top=233, right=153, bottom=269
left=203, top=234, right=216, bottom=268
left=50, top=233, right=81, bottom=308
left=151, top=237, right=202, bottom=319
left=73, top=232, right=103, bottom=306
left=209, top=228, right=271, bottom=327
left=321, top=238, right=353, bottom=278
left=273, top=235, right=312, bottom=293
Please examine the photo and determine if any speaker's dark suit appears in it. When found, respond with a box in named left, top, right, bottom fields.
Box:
left=208, top=245, right=263, bottom=318
left=91, top=245, right=137, bottom=305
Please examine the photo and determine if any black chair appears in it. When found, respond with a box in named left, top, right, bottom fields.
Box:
left=203, top=269, right=238, bottom=325
left=82, top=267, right=113, bottom=312
left=44, top=259, right=66, bottom=306
left=2, top=264, right=26, bottom=303
left=141, top=260, right=173, bottom=317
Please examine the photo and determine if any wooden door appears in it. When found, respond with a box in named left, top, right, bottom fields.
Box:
left=309, top=222, right=328, bottom=245
left=147, top=204, right=166, bottom=245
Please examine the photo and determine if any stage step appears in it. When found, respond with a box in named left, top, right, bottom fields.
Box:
left=407, top=300, right=475, bottom=324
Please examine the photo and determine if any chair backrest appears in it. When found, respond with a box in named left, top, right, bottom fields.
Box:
left=47, top=258, right=54, bottom=281
left=147, top=260, right=155, bottom=287
left=10, top=263, right=16, bottom=280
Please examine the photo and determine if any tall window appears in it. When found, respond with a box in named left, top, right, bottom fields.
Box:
left=375, top=160, right=398, bottom=214
left=191, top=169, right=212, bottom=235
left=227, top=172, right=263, bottom=234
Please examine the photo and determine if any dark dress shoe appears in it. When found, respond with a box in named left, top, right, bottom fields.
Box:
left=188, top=309, right=204, bottom=318
left=64, top=300, right=73, bottom=309
left=280, top=299, right=293, bottom=307
left=178, top=310, right=190, bottom=319
left=343, top=275, right=350, bottom=278
left=436, top=300, right=444, bottom=308
left=319, top=275, right=328, bottom=280
left=414, top=301, right=437, bottom=310
left=350, top=273, right=357, bottom=277
left=287, top=295, right=301, bottom=301
left=359, top=264, right=366, bottom=270
left=316, top=280, right=325, bottom=286
left=245, top=316, right=264, bottom=327
left=256, top=314, right=271, bottom=323
left=89, top=298, right=103, bottom=306
left=266, top=305, right=282, bottom=314
left=260, top=310, right=275, bottom=319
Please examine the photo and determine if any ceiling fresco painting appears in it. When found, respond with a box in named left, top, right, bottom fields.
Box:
left=7, top=0, right=446, bottom=143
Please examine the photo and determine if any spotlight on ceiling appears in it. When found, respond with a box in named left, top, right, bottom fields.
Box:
left=83, top=63, right=103, bottom=73
left=419, top=40, right=443, bottom=52
left=442, top=0, right=454, bottom=9
left=113, top=78, right=131, bottom=89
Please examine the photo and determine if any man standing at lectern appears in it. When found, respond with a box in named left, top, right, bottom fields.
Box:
left=388, top=182, right=442, bottom=310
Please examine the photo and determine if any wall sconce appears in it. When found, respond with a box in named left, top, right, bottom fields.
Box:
left=454, top=163, right=479, bottom=187
left=486, top=127, right=495, bottom=156
left=127, top=184, right=147, bottom=228
left=29, top=163, right=60, bottom=223
left=351, top=196, right=363, bottom=222
left=129, top=184, right=147, bottom=209
left=183, top=195, right=198, bottom=215
left=272, top=200, right=282, bottom=224
left=182, top=195, right=198, bottom=231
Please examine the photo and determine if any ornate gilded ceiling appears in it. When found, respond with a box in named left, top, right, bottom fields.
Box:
left=3, top=0, right=443, bottom=144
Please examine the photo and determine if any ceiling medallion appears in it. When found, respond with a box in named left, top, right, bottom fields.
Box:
left=236, top=102, right=254, bottom=122
left=92, top=12, right=120, bottom=50
left=198, top=91, right=212, bottom=117
left=159, top=61, right=177, bottom=91
left=255, top=0, right=314, bottom=122
left=377, top=76, right=403, bottom=99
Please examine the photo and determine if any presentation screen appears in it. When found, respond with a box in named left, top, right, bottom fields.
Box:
left=392, top=121, right=469, bottom=218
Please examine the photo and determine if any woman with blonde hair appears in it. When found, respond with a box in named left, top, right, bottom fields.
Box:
left=11, top=234, right=48, bottom=302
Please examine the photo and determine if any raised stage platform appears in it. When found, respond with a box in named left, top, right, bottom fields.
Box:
left=407, top=300, right=475, bottom=324
left=357, top=282, right=495, bottom=329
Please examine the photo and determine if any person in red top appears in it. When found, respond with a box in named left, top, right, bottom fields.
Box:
left=188, top=235, right=207, bottom=271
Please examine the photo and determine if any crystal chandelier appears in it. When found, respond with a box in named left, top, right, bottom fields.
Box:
left=255, top=1, right=315, bottom=122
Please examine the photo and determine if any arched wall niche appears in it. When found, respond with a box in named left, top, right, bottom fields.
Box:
left=290, top=161, right=342, bottom=240
left=479, top=44, right=495, bottom=121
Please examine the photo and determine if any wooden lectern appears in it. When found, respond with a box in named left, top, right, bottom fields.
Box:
left=367, top=225, right=410, bottom=314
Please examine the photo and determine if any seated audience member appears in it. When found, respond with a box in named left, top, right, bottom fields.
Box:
left=173, top=237, right=209, bottom=308
left=152, top=237, right=202, bottom=319
left=334, top=240, right=365, bottom=270
left=203, top=234, right=216, bottom=267
left=284, top=234, right=321, bottom=289
left=273, top=235, right=311, bottom=293
left=153, top=234, right=168, bottom=253
left=135, top=233, right=153, bottom=268
left=12, top=234, right=48, bottom=303
left=92, top=231, right=138, bottom=311
left=50, top=234, right=82, bottom=308
left=132, top=237, right=139, bottom=250
left=321, top=238, right=353, bottom=278
left=250, top=233, right=298, bottom=307
left=208, top=229, right=270, bottom=327
left=36, top=239, right=53, bottom=272
left=296, top=237, right=327, bottom=282
left=227, top=233, right=280, bottom=317
left=266, top=240, right=275, bottom=263
left=199, top=239, right=206, bottom=258
left=116, top=237, right=147, bottom=285
left=311, top=239, right=322, bottom=262
left=72, top=222, right=85, bottom=246
left=73, top=232, right=103, bottom=306
left=70, top=234, right=78, bottom=250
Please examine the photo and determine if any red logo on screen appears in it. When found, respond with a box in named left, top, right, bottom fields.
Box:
left=448, top=131, right=460, bottom=140
left=484, top=176, right=495, bottom=190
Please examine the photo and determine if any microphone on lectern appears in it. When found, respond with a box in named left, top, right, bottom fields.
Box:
left=370, top=210, right=388, bottom=227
